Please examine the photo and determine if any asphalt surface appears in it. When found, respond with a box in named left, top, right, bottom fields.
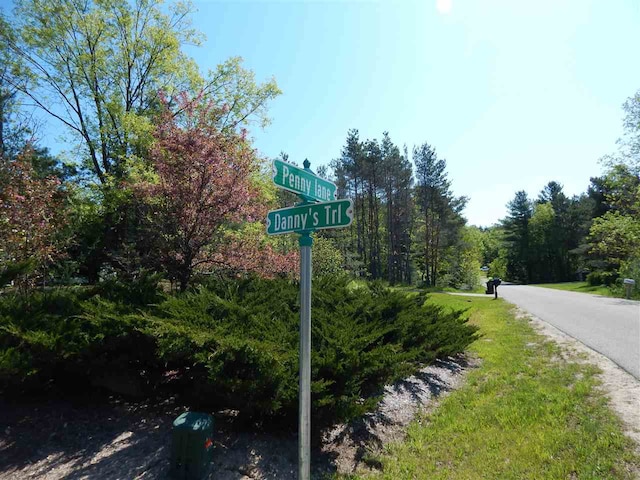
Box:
left=497, top=284, right=640, bottom=380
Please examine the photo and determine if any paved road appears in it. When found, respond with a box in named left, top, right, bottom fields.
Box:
left=497, top=285, right=640, bottom=379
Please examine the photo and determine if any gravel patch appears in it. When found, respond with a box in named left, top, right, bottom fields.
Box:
left=321, top=356, right=477, bottom=475
left=0, top=356, right=474, bottom=479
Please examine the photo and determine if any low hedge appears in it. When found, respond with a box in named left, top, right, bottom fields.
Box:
left=0, top=276, right=478, bottom=428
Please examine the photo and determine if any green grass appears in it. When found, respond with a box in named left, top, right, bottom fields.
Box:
left=389, top=284, right=487, bottom=295
left=530, top=281, right=615, bottom=297
left=365, top=294, right=640, bottom=479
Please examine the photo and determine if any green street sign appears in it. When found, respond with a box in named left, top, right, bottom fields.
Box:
left=272, top=159, right=337, bottom=203
left=266, top=199, right=353, bottom=235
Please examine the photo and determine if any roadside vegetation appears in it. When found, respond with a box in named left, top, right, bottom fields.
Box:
left=370, top=294, right=640, bottom=479
left=0, top=277, right=478, bottom=430
left=0, top=2, right=638, bottom=477
left=530, top=281, right=630, bottom=298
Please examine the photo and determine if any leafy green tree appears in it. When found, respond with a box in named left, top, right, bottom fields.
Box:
left=448, top=226, right=483, bottom=289
left=588, top=212, right=640, bottom=271
left=0, top=62, right=37, bottom=160
left=478, top=226, right=503, bottom=267
left=602, top=89, right=639, bottom=175
left=311, top=235, right=346, bottom=278
left=2, top=0, right=200, bottom=182
left=1, top=1, right=280, bottom=184
left=528, top=202, right=555, bottom=283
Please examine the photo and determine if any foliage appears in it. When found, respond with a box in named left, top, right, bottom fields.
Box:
left=331, top=130, right=414, bottom=283
left=1, top=1, right=282, bottom=285
left=442, top=226, right=483, bottom=290
left=0, top=259, right=35, bottom=287
left=588, top=212, right=640, bottom=268
left=0, top=150, right=68, bottom=286
left=488, top=253, right=508, bottom=280
left=378, top=294, right=640, bottom=479
left=0, top=277, right=478, bottom=429
left=586, top=271, right=619, bottom=287
left=136, top=93, right=293, bottom=290
left=2, top=0, right=203, bottom=183
left=211, top=223, right=299, bottom=279
left=198, top=56, right=282, bottom=133
left=502, top=190, right=532, bottom=283
left=413, top=142, right=467, bottom=287
left=311, top=235, right=346, bottom=277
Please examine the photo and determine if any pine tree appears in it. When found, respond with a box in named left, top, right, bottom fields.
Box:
left=503, top=190, right=533, bottom=283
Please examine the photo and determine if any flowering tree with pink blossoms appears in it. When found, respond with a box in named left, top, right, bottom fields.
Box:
left=0, top=150, right=67, bottom=287
left=139, top=93, right=296, bottom=290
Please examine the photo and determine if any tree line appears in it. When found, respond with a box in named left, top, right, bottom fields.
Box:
left=486, top=91, right=639, bottom=289
left=318, top=129, right=475, bottom=288
left=294, top=89, right=639, bottom=293
left=0, top=0, right=637, bottom=296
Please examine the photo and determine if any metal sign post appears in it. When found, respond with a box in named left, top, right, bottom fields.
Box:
left=266, top=159, right=352, bottom=480
left=298, top=231, right=312, bottom=480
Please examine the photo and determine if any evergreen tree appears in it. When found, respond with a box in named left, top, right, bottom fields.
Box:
left=413, top=143, right=466, bottom=286
left=503, top=190, right=532, bottom=283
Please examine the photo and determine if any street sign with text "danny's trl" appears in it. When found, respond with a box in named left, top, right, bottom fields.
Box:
left=266, top=199, right=353, bottom=235
left=272, top=159, right=337, bottom=203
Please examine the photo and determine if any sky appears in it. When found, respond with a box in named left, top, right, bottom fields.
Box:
left=178, top=0, right=640, bottom=227
left=4, top=0, right=639, bottom=226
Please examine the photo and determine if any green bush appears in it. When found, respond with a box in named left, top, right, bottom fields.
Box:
left=0, top=276, right=478, bottom=429
left=0, top=288, right=158, bottom=394
left=96, top=270, right=165, bottom=307
left=0, top=288, right=90, bottom=390
left=140, top=276, right=478, bottom=426
left=586, top=270, right=618, bottom=286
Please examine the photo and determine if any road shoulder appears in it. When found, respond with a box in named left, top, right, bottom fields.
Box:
left=517, top=307, right=640, bottom=450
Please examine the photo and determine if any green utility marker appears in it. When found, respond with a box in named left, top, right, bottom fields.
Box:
left=170, top=412, right=214, bottom=480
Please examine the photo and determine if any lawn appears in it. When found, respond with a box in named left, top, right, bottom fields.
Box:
left=365, top=294, right=640, bottom=479
left=530, top=281, right=615, bottom=297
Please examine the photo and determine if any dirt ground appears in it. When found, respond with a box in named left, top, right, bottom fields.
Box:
left=0, top=356, right=472, bottom=480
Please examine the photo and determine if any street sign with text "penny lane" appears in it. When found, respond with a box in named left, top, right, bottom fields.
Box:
left=272, top=158, right=337, bottom=203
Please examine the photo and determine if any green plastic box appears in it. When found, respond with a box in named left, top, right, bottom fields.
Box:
left=169, top=412, right=214, bottom=480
